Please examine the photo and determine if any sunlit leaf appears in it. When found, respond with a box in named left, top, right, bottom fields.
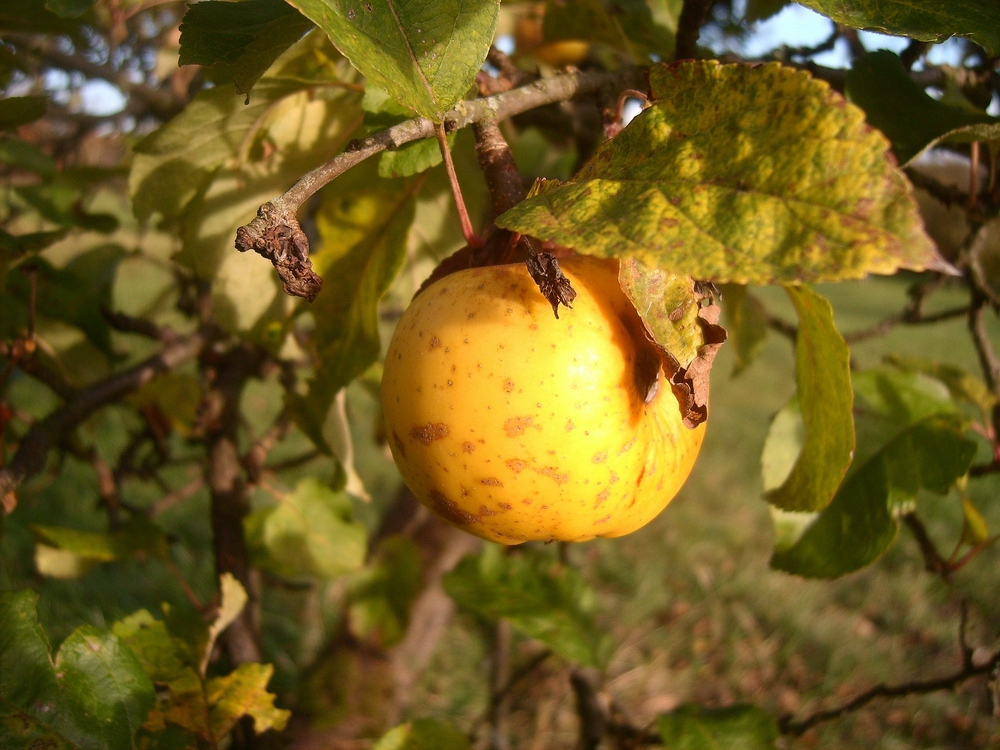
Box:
left=201, top=574, right=248, bottom=675
left=372, top=718, right=472, bottom=750
left=0, top=590, right=155, bottom=750
left=847, top=52, right=1000, bottom=166
left=287, top=161, right=419, bottom=451
left=246, top=477, right=367, bottom=579
left=205, top=663, right=290, bottom=737
left=179, top=0, right=315, bottom=95
left=498, top=61, right=942, bottom=285
left=286, top=0, right=499, bottom=120
left=443, top=545, right=610, bottom=668
left=764, top=286, right=853, bottom=512
left=657, top=703, right=779, bottom=749
left=798, top=0, right=1000, bottom=56
left=32, top=516, right=170, bottom=578
left=617, top=259, right=704, bottom=367
left=959, top=494, right=990, bottom=548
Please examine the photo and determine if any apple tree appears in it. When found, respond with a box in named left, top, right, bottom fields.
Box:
left=1, top=0, right=999, bottom=747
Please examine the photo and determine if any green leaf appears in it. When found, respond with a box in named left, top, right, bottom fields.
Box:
left=112, top=611, right=188, bottom=683
left=286, top=0, right=499, bottom=120
left=130, top=80, right=297, bottom=221
left=443, top=546, right=610, bottom=668
left=886, top=354, right=997, bottom=418
left=362, top=87, right=453, bottom=177
left=247, top=477, right=367, bottom=579
left=205, top=663, right=290, bottom=737
left=497, top=61, right=943, bottom=285
left=131, top=73, right=363, bottom=332
left=797, top=0, right=1000, bottom=56
left=764, top=286, right=853, bottom=512
left=1, top=0, right=88, bottom=36
left=372, top=718, right=472, bottom=750
left=657, top=703, right=779, bottom=749
left=0, top=96, right=47, bottom=130
left=846, top=52, right=1000, bottom=166
left=201, top=574, right=248, bottom=675
left=720, top=284, right=767, bottom=376
left=33, top=516, right=170, bottom=578
left=179, top=0, right=316, bottom=95
left=45, top=0, right=95, bottom=17
left=0, top=137, right=57, bottom=178
left=617, top=258, right=704, bottom=367
left=0, top=590, right=155, bottom=750
left=287, top=161, right=419, bottom=451
left=770, top=369, right=978, bottom=578
left=745, top=0, right=788, bottom=23
left=348, top=536, right=423, bottom=648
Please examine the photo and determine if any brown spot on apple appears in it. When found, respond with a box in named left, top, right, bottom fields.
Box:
left=503, top=378, right=515, bottom=394
left=592, top=451, right=607, bottom=464
left=481, top=477, right=503, bottom=487
left=430, top=490, right=475, bottom=525
left=429, top=335, right=440, bottom=350
left=595, top=488, right=610, bottom=508
left=504, top=416, right=534, bottom=437
left=462, top=441, right=476, bottom=454
left=411, top=422, right=450, bottom=444
left=535, top=466, right=569, bottom=485
left=506, top=458, right=528, bottom=473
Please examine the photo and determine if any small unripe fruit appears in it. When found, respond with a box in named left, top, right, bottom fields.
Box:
left=381, top=256, right=705, bottom=543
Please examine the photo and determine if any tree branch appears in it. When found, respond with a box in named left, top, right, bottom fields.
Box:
left=234, top=66, right=644, bottom=299
left=675, top=0, right=713, bottom=61
left=201, top=342, right=268, bottom=666
left=0, top=334, right=203, bottom=501
left=781, top=648, right=1000, bottom=736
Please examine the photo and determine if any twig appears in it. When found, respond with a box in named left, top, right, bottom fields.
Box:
left=570, top=669, right=607, bottom=750
left=843, top=305, right=968, bottom=344
left=0, top=334, right=204, bottom=499
left=234, top=66, right=644, bottom=297
left=202, top=342, right=268, bottom=666
left=150, top=476, right=205, bottom=516
left=471, top=649, right=553, bottom=738
left=674, top=0, right=713, bottom=61
left=781, top=648, right=1000, bottom=735
left=766, top=314, right=798, bottom=342
left=436, top=122, right=481, bottom=249
left=903, top=512, right=951, bottom=580
left=102, top=308, right=175, bottom=342
left=968, top=290, right=1000, bottom=457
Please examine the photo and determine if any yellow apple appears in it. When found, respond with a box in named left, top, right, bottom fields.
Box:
left=381, top=255, right=705, bottom=544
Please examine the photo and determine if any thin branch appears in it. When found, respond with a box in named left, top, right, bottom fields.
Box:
left=843, top=305, right=969, bottom=344
left=781, top=648, right=1000, bottom=736
left=0, top=334, right=204, bottom=500
left=234, top=66, right=644, bottom=297
left=102, top=308, right=175, bottom=342
left=436, top=122, right=481, bottom=249
left=903, top=512, right=951, bottom=580
left=10, top=36, right=180, bottom=119
left=150, top=476, right=205, bottom=517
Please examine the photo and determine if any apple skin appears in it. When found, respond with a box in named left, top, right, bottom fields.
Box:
left=381, top=255, right=705, bottom=544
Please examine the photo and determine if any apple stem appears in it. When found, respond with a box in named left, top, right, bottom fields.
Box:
left=435, top=123, right=483, bottom=250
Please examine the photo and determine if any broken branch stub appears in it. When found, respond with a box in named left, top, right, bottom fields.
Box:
left=526, top=252, right=577, bottom=318
left=235, top=201, right=322, bottom=302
